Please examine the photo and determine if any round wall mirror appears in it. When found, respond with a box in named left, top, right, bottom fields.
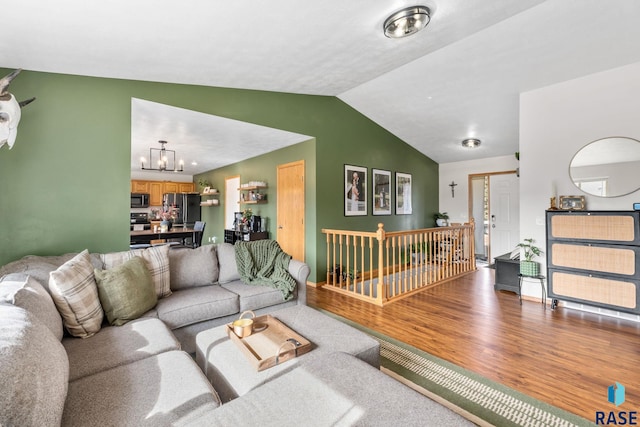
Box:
left=569, top=136, right=640, bottom=197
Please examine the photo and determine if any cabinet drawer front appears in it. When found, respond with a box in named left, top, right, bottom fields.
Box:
left=549, top=270, right=637, bottom=310
left=550, top=242, right=638, bottom=276
left=549, top=212, right=638, bottom=243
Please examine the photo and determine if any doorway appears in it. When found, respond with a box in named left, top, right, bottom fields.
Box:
left=276, top=160, right=305, bottom=262
left=468, top=171, right=519, bottom=264
left=224, top=175, right=240, bottom=230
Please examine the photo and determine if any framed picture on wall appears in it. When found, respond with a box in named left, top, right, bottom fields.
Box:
left=345, top=165, right=367, bottom=216
left=396, top=172, right=412, bottom=215
left=372, top=169, right=392, bottom=216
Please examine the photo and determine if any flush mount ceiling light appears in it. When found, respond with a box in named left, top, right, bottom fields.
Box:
left=140, top=140, right=184, bottom=172
left=462, top=138, right=481, bottom=148
left=383, top=6, right=431, bottom=38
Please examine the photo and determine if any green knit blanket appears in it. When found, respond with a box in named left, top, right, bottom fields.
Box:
left=234, top=240, right=296, bottom=301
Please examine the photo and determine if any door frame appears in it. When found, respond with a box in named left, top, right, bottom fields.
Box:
left=468, top=170, right=518, bottom=262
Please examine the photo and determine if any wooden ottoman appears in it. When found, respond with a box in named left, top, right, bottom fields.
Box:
left=195, top=305, right=380, bottom=402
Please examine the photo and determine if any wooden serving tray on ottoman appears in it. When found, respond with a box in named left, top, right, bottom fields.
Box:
left=226, top=314, right=312, bottom=371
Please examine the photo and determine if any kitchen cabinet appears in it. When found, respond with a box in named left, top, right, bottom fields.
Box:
left=179, top=183, right=195, bottom=192
left=163, top=182, right=178, bottom=193
left=131, top=180, right=196, bottom=207
left=546, top=210, right=640, bottom=313
left=131, top=180, right=150, bottom=193
left=149, top=182, right=164, bottom=207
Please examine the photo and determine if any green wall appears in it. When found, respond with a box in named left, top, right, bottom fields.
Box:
left=0, top=68, right=439, bottom=283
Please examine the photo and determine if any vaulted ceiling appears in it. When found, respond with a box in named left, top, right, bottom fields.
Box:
left=3, top=0, right=640, bottom=174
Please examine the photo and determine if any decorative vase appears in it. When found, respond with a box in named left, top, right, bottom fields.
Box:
left=520, top=260, right=539, bottom=277
left=436, top=219, right=448, bottom=227
left=160, top=220, right=171, bottom=232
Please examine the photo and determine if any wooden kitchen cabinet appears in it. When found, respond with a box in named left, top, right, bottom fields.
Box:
left=178, top=182, right=195, bottom=192
left=149, top=182, right=164, bottom=206
left=131, top=180, right=196, bottom=207
left=131, top=180, right=150, bottom=193
left=163, top=182, right=178, bottom=193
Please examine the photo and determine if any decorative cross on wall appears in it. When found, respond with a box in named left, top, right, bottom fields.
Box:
left=449, top=181, right=457, bottom=198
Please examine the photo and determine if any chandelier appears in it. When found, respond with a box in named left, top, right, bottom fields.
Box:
left=140, top=140, right=184, bottom=172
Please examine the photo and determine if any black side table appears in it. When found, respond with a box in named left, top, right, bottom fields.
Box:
left=518, top=274, right=546, bottom=308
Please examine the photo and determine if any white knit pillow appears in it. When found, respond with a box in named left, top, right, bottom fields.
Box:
left=100, top=245, right=171, bottom=298
left=49, top=250, right=104, bottom=338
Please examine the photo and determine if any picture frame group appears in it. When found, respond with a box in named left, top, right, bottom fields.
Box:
left=344, top=164, right=412, bottom=216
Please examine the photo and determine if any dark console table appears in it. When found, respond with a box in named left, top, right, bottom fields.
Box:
left=224, top=229, right=269, bottom=244
left=494, top=252, right=520, bottom=293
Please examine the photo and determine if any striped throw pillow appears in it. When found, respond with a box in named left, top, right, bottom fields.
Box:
left=49, top=250, right=104, bottom=338
left=100, top=245, right=171, bottom=298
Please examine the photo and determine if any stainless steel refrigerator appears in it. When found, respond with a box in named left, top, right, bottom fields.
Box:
left=163, top=193, right=201, bottom=227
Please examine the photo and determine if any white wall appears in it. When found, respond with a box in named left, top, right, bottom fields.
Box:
left=520, top=61, right=640, bottom=318
left=439, top=155, right=519, bottom=224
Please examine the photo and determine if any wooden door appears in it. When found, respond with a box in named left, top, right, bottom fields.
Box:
left=277, top=160, right=305, bottom=262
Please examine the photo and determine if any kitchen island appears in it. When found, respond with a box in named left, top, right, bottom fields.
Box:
left=130, top=227, right=203, bottom=247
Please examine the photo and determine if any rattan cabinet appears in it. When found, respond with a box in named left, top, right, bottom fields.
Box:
left=546, top=210, right=640, bottom=313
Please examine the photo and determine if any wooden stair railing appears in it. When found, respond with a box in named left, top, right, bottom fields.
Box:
left=322, top=221, right=476, bottom=306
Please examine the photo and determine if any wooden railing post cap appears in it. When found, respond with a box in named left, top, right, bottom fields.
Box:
left=376, top=223, right=386, bottom=240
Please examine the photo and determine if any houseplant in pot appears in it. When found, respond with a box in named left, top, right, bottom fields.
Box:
left=516, top=238, right=543, bottom=276
left=434, top=212, right=449, bottom=227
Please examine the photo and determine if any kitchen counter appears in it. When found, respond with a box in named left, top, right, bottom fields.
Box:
left=130, top=227, right=202, bottom=247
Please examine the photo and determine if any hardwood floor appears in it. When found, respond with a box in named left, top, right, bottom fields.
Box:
left=306, top=266, right=640, bottom=421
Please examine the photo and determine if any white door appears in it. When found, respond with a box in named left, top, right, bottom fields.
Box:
left=489, top=173, right=519, bottom=263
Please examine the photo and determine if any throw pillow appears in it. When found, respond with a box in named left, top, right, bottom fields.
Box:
left=168, top=245, right=219, bottom=290
left=49, top=250, right=104, bottom=338
left=217, top=243, right=241, bottom=284
left=100, top=245, right=171, bottom=298
left=0, top=274, right=64, bottom=340
left=94, top=256, right=158, bottom=326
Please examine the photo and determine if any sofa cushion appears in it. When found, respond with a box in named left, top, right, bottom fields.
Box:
left=63, top=317, right=181, bottom=381
left=49, top=250, right=104, bottom=338
left=221, top=280, right=285, bottom=312
left=156, top=286, right=239, bottom=329
left=62, top=351, right=220, bottom=427
left=0, top=304, right=69, bottom=427
left=100, top=244, right=171, bottom=298
left=216, top=243, right=240, bottom=284
left=94, top=256, right=158, bottom=326
left=169, top=245, right=219, bottom=290
left=186, top=351, right=472, bottom=427
left=0, top=274, right=64, bottom=340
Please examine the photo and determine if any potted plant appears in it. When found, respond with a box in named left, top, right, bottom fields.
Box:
left=434, top=212, right=449, bottom=227
left=516, top=238, right=543, bottom=276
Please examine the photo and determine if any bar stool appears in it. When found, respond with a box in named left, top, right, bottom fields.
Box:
left=518, top=274, right=546, bottom=308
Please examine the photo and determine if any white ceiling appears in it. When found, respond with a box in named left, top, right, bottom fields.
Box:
left=3, top=0, right=640, bottom=172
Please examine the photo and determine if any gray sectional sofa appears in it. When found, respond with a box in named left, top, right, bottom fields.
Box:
left=0, top=242, right=472, bottom=426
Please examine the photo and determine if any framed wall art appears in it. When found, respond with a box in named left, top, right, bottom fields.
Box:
left=559, top=195, right=586, bottom=210
left=372, top=169, right=392, bottom=216
left=344, top=165, right=367, bottom=216
left=395, top=172, right=412, bottom=215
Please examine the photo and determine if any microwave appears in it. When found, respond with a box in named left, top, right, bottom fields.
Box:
left=131, top=193, right=150, bottom=208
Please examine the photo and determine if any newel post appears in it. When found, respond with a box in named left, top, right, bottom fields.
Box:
left=376, top=223, right=386, bottom=304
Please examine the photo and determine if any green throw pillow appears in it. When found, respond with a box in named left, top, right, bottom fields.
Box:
left=94, top=256, right=158, bottom=326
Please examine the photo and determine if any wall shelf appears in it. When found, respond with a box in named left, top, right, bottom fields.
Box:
left=239, top=185, right=267, bottom=205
